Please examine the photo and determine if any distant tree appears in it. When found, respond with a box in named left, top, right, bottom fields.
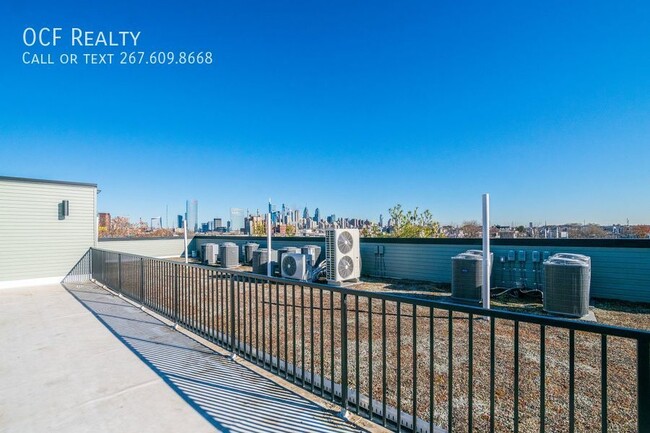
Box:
left=135, top=220, right=148, bottom=235
left=106, top=216, right=174, bottom=238
left=563, top=223, right=608, bottom=239
left=361, top=223, right=382, bottom=238
left=632, top=225, right=650, bottom=238
left=286, top=224, right=296, bottom=236
left=388, top=204, right=443, bottom=238
left=110, top=216, right=131, bottom=237
left=516, top=225, right=526, bottom=233
left=150, top=228, right=174, bottom=237
left=460, top=220, right=481, bottom=238
left=579, top=224, right=608, bottom=238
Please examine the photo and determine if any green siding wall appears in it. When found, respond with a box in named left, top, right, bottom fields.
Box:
left=361, top=243, right=650, bottom=302
left=192, top=236, right=650, bottom=303
left=0, top=178, right=96, bottom=282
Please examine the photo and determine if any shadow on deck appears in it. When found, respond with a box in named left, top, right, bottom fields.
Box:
left=62, top=281, right=364, bottom=433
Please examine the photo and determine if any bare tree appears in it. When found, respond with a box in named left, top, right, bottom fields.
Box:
left=460, top=220, right=481, bottom=238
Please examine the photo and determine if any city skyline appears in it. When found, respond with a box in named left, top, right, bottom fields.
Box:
left=2, top=2, right=650, bottom=225
left=98, top=195, right=647, bottom=230
left=97, top=198, right=650, bottom=241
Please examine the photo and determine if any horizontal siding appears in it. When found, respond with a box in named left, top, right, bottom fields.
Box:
left=99, top=238, right=186, bottom=257
left=362, top=242, right=650, bottom=303
left=192, top=236, right=650, bottom=303
left=0, top=180, right=96, bottom=281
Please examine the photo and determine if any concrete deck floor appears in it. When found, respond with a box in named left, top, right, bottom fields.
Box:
left=0, top=282, right=365, bottom=433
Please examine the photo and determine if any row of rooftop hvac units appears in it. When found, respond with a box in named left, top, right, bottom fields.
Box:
left=200, top=242, right=261, bottom=268
left=199, top=229, right=361, bottom=285
left=452, top=250, right=591, bottom=318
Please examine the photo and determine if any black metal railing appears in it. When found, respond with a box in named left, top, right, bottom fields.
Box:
left=68, top=248, right=650, bottom=432
left=62, top=249, right=92, bottom=283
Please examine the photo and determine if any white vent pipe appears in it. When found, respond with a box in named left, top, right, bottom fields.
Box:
left=183, top=219, right=189, bottom=264
left=482, top=193, right=491, bottom=310
left=267, top=213, right=272, bottom=277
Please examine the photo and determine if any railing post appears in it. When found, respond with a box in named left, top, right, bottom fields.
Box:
left=230, top=274, right=237, bottom=353
left=174, top=264, right=179, bottom=324
left=639, top=337, right=650, bottom=432
left=89, top=248, right=93, bottom=281
left=118, top=253, right=122, bottom=293
left=341, top=293, right=349, bottom=410
left=140, top=257, right=144, bottom=303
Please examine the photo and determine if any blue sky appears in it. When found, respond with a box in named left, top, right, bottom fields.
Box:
left=1, top=1, right=649, bottom=226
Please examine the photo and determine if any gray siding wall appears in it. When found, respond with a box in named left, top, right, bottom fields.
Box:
left=98, top=238, right=186, bottom=258
left=192, top=236, right=650, bottom=303
left=0, top=178, right=96, bottom=282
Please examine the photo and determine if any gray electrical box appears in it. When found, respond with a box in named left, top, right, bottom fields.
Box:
left=532, top=251, right=541, bottom=262
left=517, top=250, right=526, bottom=262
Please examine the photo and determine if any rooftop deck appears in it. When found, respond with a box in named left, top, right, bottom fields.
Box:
left=0, top=282, right=367, bottom=433
left=5, top=247, right=649, bottom=432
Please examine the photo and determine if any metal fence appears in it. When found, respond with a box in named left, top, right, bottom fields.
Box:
left=64, top=248, right=650, bottom=433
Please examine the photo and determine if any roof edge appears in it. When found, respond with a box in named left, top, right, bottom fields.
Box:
left=0, top=175, right=97, bottom=188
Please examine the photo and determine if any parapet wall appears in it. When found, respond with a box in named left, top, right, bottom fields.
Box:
left=102, top=235, right=650, bottom=303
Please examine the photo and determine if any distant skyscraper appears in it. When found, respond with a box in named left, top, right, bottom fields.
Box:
left=303, top=206, right=309, bottom=219
left=379, top=214, right=383, bottom=227
left=230, top=208, right=245, bottom=232
left=314, top=208, right=320, bottom=222
left=185, top=199, right=199, bottom=232
left=268, top=199, right=274, bottom=224
left=188, top=200, right=199, bottom=232
left=177, top=215, right=183, bottom=229
left=214, top=218, right=222, bottom=228
left=193, top=201, right=199, bottom=231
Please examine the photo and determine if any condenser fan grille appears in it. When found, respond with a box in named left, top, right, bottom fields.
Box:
left=283, top=256, right=297, bottom=276
left=338, top=256, right=354, bottom=279
left=337, top=231, right=354, bottom=254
